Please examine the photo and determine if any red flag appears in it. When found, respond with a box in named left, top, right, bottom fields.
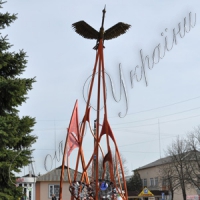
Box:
left=67, top=100, right=80, bottom=156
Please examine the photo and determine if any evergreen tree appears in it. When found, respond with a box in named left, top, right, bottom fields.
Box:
left=0, top=1, right=37, bottom=199
left=126, top=171, right=143, bottom=192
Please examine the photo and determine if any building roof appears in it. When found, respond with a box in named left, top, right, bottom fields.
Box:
left=134, top=156, right=172, bottom=171
left=134, top=150, right=200, bottom=171
left=37, top=165, right=82, bottom=182
left=23, top=173, right=37, bottom=178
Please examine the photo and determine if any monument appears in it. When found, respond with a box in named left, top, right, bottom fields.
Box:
left=59, top=7, right=131, bottom=200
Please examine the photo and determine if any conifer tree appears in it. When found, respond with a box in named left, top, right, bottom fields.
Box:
left=0, top=1, right=37, bottom=199
left=126, top=171, right=143, bottom=192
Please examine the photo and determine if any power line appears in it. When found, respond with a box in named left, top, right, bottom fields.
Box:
left=34, top=149, right=55, bottom=150
left=33, top=134, right=175, bottom=151
left=35, top=95, right=200, bottom=122
left=114, top=129, right=177, bottom=136
left=34, top=107, right=200, bottom=132
left=111, top=106, right=200, bottom=125
left=119, top=150, right=159, bottom=154
left=33, top=115, right=200, bottom=132
left=118, top=135, right=176, bottom=147
left=116, top=95, right=200, bottom=116
left=112, top=114, right=200, bottom=129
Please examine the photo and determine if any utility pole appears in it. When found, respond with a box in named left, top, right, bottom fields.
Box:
left=158, top=119, right=161, bottom=159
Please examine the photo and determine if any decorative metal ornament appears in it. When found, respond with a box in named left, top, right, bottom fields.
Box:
left=59, top=7, right=130, bottom=200
left=98, top=179, right=116, bottom=199
left=69, top=181, right=95, bottom=200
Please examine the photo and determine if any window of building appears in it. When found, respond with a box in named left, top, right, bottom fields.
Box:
left=143, top=179, right=147, bottom=187
left=49, top=185, right=60, bottom=198
left=162, top=178, right=166, bottom=187
left=155, top=177, right=158, bottom=186
left=197, top=175, right=200, bottom=187
left=150, top=178, right=154, bottom=186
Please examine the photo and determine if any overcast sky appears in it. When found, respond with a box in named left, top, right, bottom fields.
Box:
left=3, top=0, right=200, bottom=176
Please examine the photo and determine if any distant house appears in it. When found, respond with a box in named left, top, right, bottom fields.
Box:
left=16, top=173, right=37, bottom=200
left=133, top=154, right=200, bottom=200
left=20, top=156, right=200, bottom=200
left=36, top=165, right=82, bottom=200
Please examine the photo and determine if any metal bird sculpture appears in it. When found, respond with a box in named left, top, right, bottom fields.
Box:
left=72, top=6, right=131, bottom=49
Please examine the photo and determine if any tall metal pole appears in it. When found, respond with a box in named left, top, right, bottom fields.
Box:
left=93, top=119, right=96, bottom=182
left=158, top=119, right=161, bottom=159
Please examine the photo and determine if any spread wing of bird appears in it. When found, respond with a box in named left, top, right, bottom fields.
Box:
left=104, top=22, right=131, bottom=40
left=72, top=21, right=99, bottom=40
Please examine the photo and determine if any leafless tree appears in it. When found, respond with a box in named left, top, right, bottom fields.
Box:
left=164, top=136, right=191, bottom=200
left=88, top=151, right=129, bottom=181
left=185, top=126, right=200, bottom=190
left=158, top=161, right=180, bottom=200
